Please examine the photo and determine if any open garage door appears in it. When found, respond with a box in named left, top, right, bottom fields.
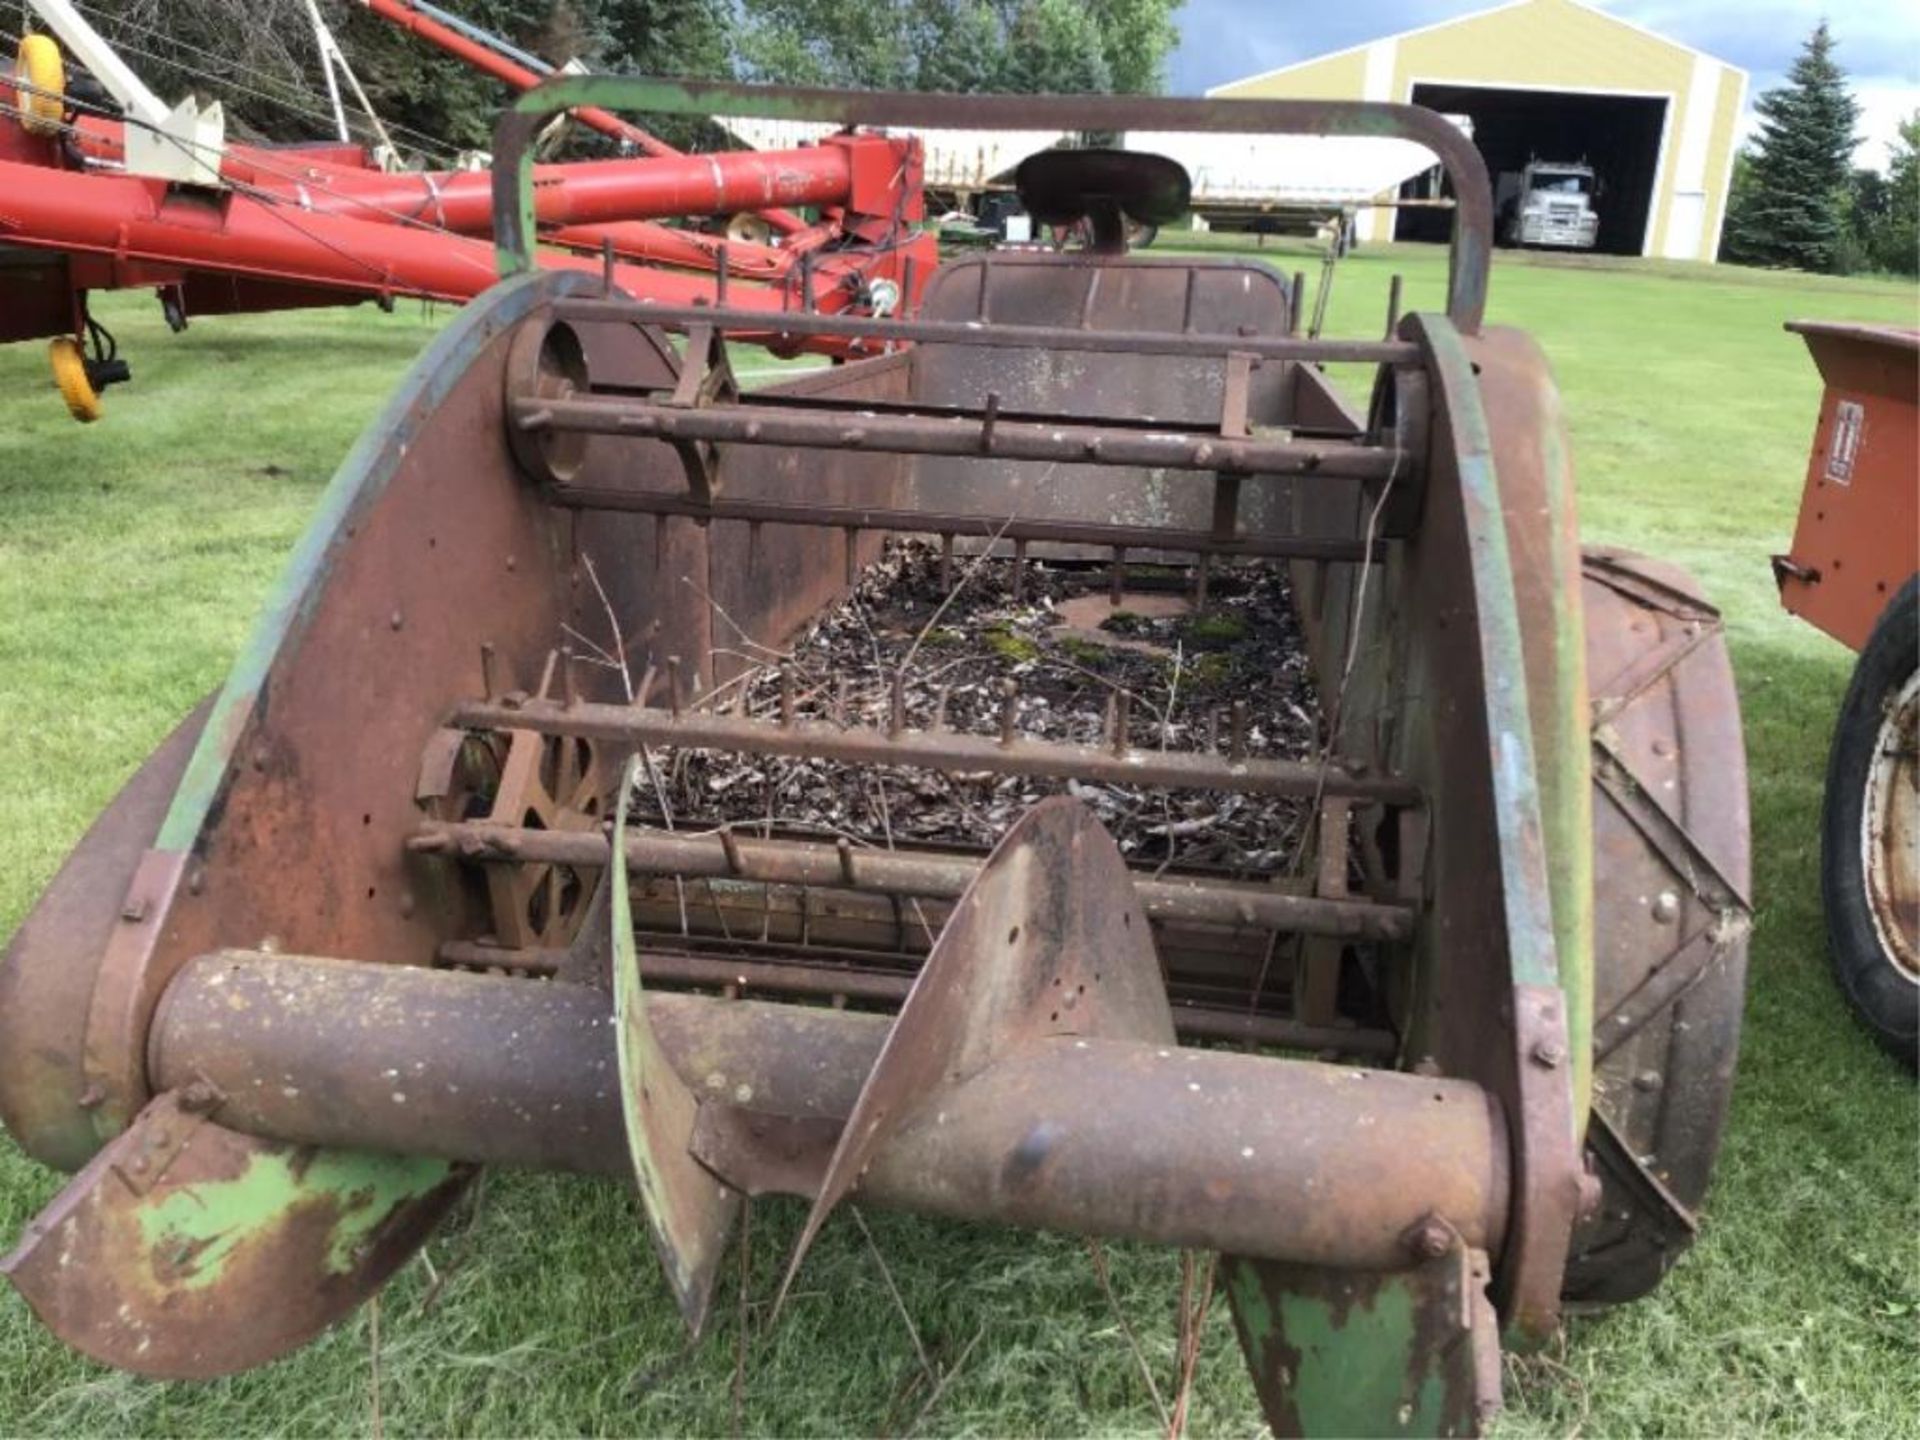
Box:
left=1398, top=83, right=1667, bottom=257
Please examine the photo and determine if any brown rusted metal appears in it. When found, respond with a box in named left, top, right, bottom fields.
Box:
left=448, top=696, right=1421, bottom=804
left=542, top=487, right=1382, bottom=562
left=1567, top=549, right=1751, bottom=1305
left=552, top=296, right=1420, bottom=364
left=1, top=1088, right=468, bottom=1379
left=0, top=72, right=1757, bottom=1429
left=496, top=84, right=1495, bottom=332
left=147, top=948, right=1506, bottom=1273
left=434, top=942, right=1400, bottom=1056
left=411, top=820, right=1417, bottom=941
left=515, top=391, right=1401, bottom=478
left=0, top=696, right=210, bottom=1172
left=773, top=796, right=1176, bottom=1299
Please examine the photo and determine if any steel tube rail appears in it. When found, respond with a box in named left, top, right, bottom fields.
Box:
left=447, top=697, right=1425, bottom=804
left=494, top=82, right=1494, bottom=331
left=357, top=0, right=813, bottom=234
left=0, top=160, right=898, bottom=348
left=0, top=158, right=719, bottom=308
left=153, top=952, right=1505, bottom=1268
left=243, top=143, right=864, bottom=235
left=542, top=489, right=1382, bottom=562
left=150, top=951, right=886, bottom=1175
left=412, top=821, right=1416, bottom=940
left=552, top=297, right=1422, bottom=364
left=516, top=394, right=1402, bottom=479
left=434, top=941, right=1398, bottom=1054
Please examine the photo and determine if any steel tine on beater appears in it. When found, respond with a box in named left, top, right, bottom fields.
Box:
left=771, top=798, right=1172, bottom=1318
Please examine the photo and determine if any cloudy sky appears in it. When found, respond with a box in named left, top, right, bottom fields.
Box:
left=1168, top=0, right=1920, bottom=170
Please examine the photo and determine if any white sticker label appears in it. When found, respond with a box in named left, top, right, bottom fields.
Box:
left=1826, top=399, right=1864, bottom=484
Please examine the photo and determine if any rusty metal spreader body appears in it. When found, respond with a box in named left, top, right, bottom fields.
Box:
left=0, top=82, right=1754, bottom=1435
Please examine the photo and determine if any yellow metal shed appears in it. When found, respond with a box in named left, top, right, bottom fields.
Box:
left=1209, top=0, right=1747, bottom=259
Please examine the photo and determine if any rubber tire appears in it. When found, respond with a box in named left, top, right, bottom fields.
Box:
left=1820, top=575, right=1919, bottom=1068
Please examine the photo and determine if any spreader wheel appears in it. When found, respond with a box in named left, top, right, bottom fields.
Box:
left=1565, top=549, right=1753, bottom=1307
left=1820, top=576, right=1919, bottom=1067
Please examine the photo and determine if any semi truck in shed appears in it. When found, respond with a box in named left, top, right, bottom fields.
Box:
left=1498, top=159, right=1601, bottom=249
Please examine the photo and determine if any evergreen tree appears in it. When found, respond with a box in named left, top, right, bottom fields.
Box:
left=1723, top=22, right=1859, bottom=272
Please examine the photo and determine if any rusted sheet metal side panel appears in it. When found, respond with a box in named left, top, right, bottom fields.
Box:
left=1468, top=328, right=1595, bottom=1125
left=1777, top=323, right=1919, bottom=652
left=2, top=1091, right=463, bottom=1379
left=0, top=697, right=210, bottom=1173
left=704, top=352, right=913, bottom=681
left=904, top=254, right=1301, bottom=548
left=77, top=272, right=658, bottom=1139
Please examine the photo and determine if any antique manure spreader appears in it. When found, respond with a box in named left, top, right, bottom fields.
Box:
left=0, top=83, right=1753, bottom=1435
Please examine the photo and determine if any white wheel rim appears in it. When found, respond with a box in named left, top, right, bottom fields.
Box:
left=1862, top=667, right=1920, bottom=984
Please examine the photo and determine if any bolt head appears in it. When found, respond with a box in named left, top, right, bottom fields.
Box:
left=1410, top=1218, right=1451, bottom=1259
left=1531, top=1039, right=1566, bottom=1069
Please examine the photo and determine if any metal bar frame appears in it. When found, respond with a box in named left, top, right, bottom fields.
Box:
left=447, top=697, right=1424, bottom=805
left=541, top=490, right=1383, bottom=562
left=515, top=393, right=1401, bottom=478
left=412, top=821, right=1417, bottom=940
left=493, top=80, right=1494, bottom=333
left=551, top=297, right=1422, bottom=364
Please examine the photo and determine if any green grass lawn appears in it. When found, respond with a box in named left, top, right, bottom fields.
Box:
left=0, top=247, right=1915, bottom=1437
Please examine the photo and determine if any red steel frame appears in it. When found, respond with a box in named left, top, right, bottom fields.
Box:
left=0, top=53, right=930, bottom=356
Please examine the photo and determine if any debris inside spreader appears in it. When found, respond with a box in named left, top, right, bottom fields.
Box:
left=629, top=540, right=1325, bottom=877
